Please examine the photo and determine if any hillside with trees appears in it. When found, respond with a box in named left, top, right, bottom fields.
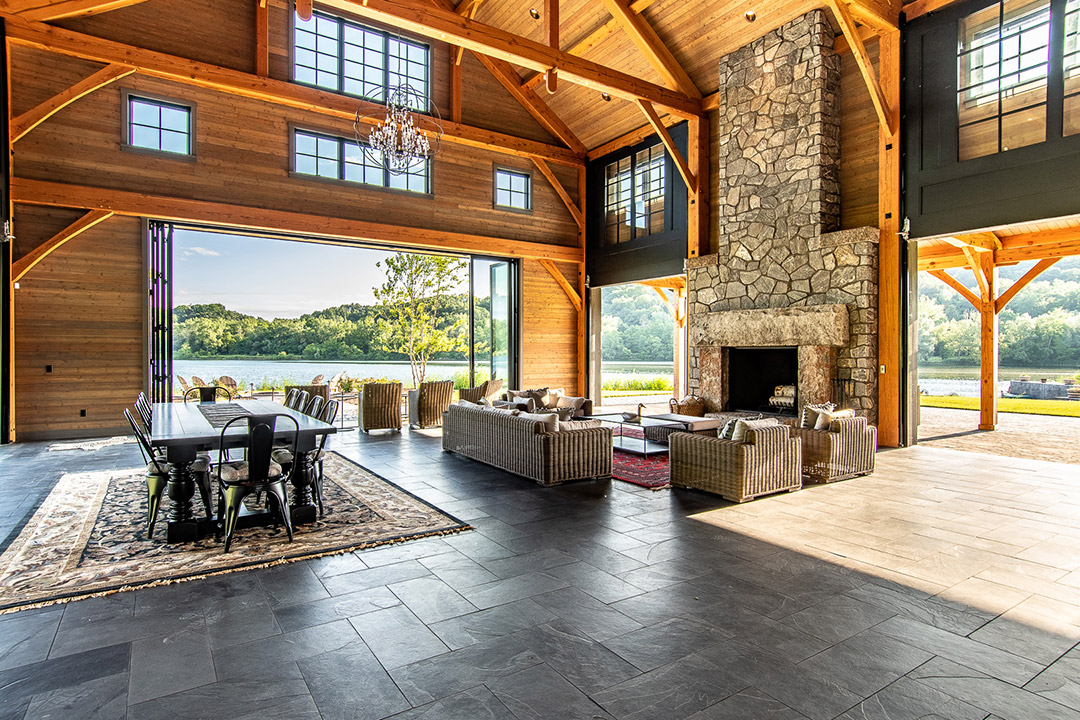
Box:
left=920, top=257, right=1080, bottom=367
left=601, top=285, right=674, bottom=361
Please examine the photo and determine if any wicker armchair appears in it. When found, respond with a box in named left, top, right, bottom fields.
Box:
left=790, top=416, right=877, bottom=483
left=359, top=382, right=402, bottom=433
left=408, top=379, right=455, bottom=428
left=669, top=425, right=802, bottom=503
left=458, top=378, right=504, bottom=404
left=669, top=395, right=706, bottom=417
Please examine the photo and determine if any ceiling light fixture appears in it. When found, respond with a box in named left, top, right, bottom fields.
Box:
left=744, top=9, right=757, bottom=21
left=601, top=92, right=612, bottom=101
left=355, top=84, right=443, bottom=175
left=529, top=7, right=541, bottom=19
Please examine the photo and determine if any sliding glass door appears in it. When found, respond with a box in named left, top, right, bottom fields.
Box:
left=470, top=258, right=517, bottom=388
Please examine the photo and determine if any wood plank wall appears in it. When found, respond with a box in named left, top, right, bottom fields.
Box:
left=9, top=1, right=585, bottom=438
left=839, top=37, right=880, bottom=230
left=13, top=208, right=143, bottom=440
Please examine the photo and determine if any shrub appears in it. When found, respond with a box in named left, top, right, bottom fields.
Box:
left=601, top=374, right=673, bottom=391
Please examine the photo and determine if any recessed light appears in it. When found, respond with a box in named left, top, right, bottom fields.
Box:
left=744, top=9, right=757, bottom=21
left=601, top=92, right=611, bottom=101
left=529, top=7, right=540, bottom=19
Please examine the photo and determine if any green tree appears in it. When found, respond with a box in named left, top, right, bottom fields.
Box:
left=373, top=252, right=469, bottom=385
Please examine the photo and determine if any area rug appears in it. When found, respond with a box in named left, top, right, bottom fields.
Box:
left=612, top=452, right=671, bottom=490
left=0, top=453, right=469, bottom=613
left=48, top=436, right=133, bottom=452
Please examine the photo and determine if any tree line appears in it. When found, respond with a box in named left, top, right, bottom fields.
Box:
left=919, top=258, right=1080, bottom=367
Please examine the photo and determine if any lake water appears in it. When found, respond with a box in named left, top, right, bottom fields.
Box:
left=916, top=377, right=1010, bottom=397
left=174, top=359, right=675, bottom=388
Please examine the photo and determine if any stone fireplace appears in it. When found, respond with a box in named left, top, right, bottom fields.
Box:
left=687, top=10, right=879, bottom=422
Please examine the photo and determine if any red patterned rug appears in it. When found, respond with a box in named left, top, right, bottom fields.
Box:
left=611, top=452, right=671, bottom=490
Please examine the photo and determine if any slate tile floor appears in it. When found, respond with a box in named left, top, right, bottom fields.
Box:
left=1, top=430, right=1080, bottom=719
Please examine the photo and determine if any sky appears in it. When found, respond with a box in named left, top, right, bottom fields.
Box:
left=173, top=228, right=471, bottom=319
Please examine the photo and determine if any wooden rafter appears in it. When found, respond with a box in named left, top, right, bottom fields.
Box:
left=10, top=63, right=134, bottom=142
left=318, top=0, right=703, bottom=118
left=846, top=0, right=900, bottom=33
left=450, top=55, right=462, bottom=122
left=637, top=99, right=696, bottom=193
left=4, top=16, right=585, bottom=167
left=918, top=228, right=1080, bottom=270
left=962, top=245, right=990, bottom=300
left=521, top=0, right=658, bottom=91
left=944, top=231, right=1001, bottom=252
left=995, top=258, right=1060, bottom=313
left=539, top=259, right=583, bottom=312
left=599, top=0, right=700, bottom=98
left=12, top=178, right=585, bottom=263
left=825, top=0, right=896, bottom=137
left=649, top=286, right=684, bottom=326
left=928, top=269, right=980, bottom=308
left=296, top=0, right=312, bottom=21
left=1, top=0, right=149, bottom=21
left=11, top=210, right=113, bottom=282
left=453, top=0, right=484, bottom=65
left=256, top=0, right=269, bottom=77
left=531, top=158, right=584, bottom=230
left=903, top=0, right=959, bottom=21
left=544, top=0, right=558, bottom=93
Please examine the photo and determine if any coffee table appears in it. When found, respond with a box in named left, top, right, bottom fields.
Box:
left=582, top=413, right=685, bottom=456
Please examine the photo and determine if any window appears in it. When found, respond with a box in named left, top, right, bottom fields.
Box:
left=604, top=143, right=666, bottom=244
left=292, top=129, right=429, bottom=194
left=958, top=0, right=1050, bottom=160
left=293, top=10, right=429, bottom=111
left=124, top=93, right=193, bottom=156
left=494, top=167, right=531, bottom=211
left=1065, top=0, right=1080, bottom=135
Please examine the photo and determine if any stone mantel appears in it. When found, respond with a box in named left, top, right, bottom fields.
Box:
left=689, top=305, right=849, bottom=349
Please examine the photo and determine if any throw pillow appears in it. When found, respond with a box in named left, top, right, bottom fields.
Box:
left=719, top=419, right=738, bottom=440
left=537, top=407, right=574, bottom=422
left=524, top=388, right=549, bottom=408
left=556, top=395, right=587, bottom=415
left=731, top=417, right=779, bottom=443
left=544, top=388, right=565, bottom=407
left=558, top=419, right=602, bottom=431
left=801, top=402, right=836, bottom=428
left=478, top=395, right=492, bottom=406
left=455, top=399, right=476, bottom=407
left=827, top=408, right=857, bottom=430
left=519, top=411, right=558, bottom=433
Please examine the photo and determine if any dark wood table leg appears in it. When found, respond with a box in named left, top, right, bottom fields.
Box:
left=289, top=451, right=318, bottom=525
left=165, top=461, right=201, bottom=542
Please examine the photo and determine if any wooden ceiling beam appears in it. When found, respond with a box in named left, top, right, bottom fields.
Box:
left=318, top=0, right=702, bottom=117
left=599, top=0, right=701, bottom=98
left=845, top=0, right=900, bottom=33
left=927, top=269, right=980, bottom=308
left=521, top=0, right=657, bottom=91
left=10, top=62, right=134, bottom=142
left=962, top=245, right=990, bottom=300
left=532, top=158, right=584, bottom=230
left=918, top=227, right=1080, bottom=270
left=943, top=231, right=1001, bottom=251
left=1, top=0, right=149, bottom=21
left=11, top=209, right=113, bottom=282
left=638, top=99, right=695, bottom=193
left=296, top=0, right=312, bottom=21
left=825, top=0, right=896, bottom=137
left=539, top=259, right=583, bottom=312
left=903, top=0, right=960, bottom=21
left=12, top=178, right=585, bottom=263
left=995, top=258, right=1059, bottom=313
left=3, top=15, right=585, bottom=166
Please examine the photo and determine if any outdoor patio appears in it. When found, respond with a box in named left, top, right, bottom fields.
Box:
left=1, top=430, right=1079, bottom=719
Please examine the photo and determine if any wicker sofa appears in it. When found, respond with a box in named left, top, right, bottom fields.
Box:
left=669, top=424, right=802, bottom=503
left=790, top=415, right=877, bottom=483
left=442, top=403, right=612, bottom=486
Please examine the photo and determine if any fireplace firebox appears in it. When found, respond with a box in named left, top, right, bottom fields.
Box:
left=727, top=347, right=798, bottom=414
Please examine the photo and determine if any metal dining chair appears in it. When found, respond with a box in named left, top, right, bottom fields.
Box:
left=270, top=398, right=338, bottom=517
left=185, top=386, right=232, bottom=403
left=135, top=392, right=153, bottom=430
left=303, top=395, right=324, bottom=418
left=216, top=413, right=298, bottom=553
left=282, top=388, right=300, bottom=409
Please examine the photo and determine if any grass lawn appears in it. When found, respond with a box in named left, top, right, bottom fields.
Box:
left=921, top=395, right=1080, bottom=417
left=601, top=390, right=672, bottom=398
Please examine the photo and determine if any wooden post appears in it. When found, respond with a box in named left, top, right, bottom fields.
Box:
left=687, top=113, right=708, bottom=258
left=876, top=30, right=902, bottom=447
left=450, top=54, right=462, bottom=123
left=979, top=252, right=998, bottom=430
left=255, top=0, right=269, bottom=77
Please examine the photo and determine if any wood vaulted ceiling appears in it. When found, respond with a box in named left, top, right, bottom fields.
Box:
left=462, top=0, right=823, bottom=149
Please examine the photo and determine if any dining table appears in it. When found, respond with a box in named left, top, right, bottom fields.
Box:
left=150, top=398, right=337, bottom=543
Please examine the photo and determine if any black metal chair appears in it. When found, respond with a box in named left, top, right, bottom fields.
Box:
left=185, top=385, right=232, bottom=403
left=271, top=399, right=337, bottom=517
left=135, top=392, right=153, bottom=430
left=303, top=395, right=324, bottom=418
left=282, top=388, right=301, bottom=409
left=216, top=413, right=298, bottom=553
left=292, top=390, right=310, bottom=413
left=125, top=409, right=213, bottom=538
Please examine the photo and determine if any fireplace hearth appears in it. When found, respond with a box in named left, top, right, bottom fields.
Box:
left=727, top=347, right=797, bottom=414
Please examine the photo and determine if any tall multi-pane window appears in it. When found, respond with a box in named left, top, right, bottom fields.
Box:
left=293, top=11, right=429, bottom=111
left=604, top=143, right=666, bottom=245
left=293, top=129, right=429, bottom=194
left=1065, top=0, right=1080, bottom=135
left=125, top=94, right=193, bottom=156
left=958, top=0, right=1051, bottom=160
left=494, top=168, right=531, bottom=211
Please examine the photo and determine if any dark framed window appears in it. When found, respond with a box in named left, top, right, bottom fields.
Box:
left=123, top=92, right=194, bottom=156
left=958, top=0, right=1051, bottom=159
left=494, top=167, right=531, bottom=211
left=293, top=10, right=430, bottom=111
left=292, top=128, right=430, bottom=194
left=1065, top=0, right=1080, bottom=134
left=604, top=142, right=666, bottom=244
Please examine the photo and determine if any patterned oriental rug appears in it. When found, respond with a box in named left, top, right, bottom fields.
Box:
left=611, top=452, right=671, bottom=490
left=0, top=453, right=469, bottom=613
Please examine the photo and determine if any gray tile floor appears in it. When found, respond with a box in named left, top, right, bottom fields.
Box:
left=1, top=428, right=1079, bottom=719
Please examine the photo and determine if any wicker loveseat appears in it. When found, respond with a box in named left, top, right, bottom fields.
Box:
left=790, top=415, right=877, bottom=483
left=442, top=403, right=612, bottom=486
left=669, top=424, right=802, bottom=503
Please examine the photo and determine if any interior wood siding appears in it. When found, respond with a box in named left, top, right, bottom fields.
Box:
left=520, top=259, right=580, bottom=394
left=13, top=208, right=143, bottom=440
left=10, top=47, right=581, bottom=248
left=839, top=37, right=880, bottom=229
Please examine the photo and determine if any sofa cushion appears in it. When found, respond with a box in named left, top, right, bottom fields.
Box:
left=556, top=395, right=587, bottom=415
left=731, top=417, right=779, bottom=443
left=558, top=419, right=602, bottom=431
left=536, top=407, right=574, bottom=422
left=519, top=411, right=558, bottom=433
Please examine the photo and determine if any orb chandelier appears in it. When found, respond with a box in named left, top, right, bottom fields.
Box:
left=354, top=84, right=443, bottom=175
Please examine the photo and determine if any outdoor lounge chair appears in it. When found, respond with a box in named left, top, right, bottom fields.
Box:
left=790, top=415, right=877, bottom=483
left=669, top=423, right=802, bottom=503
left=458, top=378, right=504, bottom=404
left=359, top=382, right=402, bottom=433
left=408, top=379, right=455, bottom=428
